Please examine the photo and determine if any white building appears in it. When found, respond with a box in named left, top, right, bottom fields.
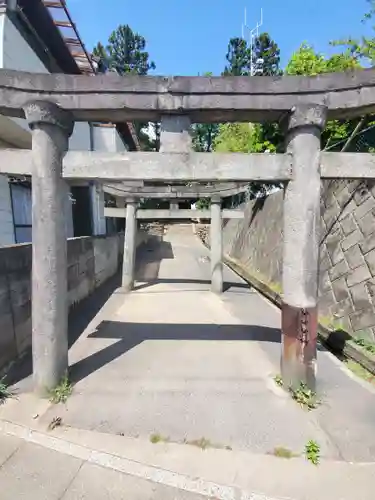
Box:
left=0, top=0, right=139, bottom=246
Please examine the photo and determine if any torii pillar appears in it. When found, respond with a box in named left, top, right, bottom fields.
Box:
left=122, top=197, right=137, bottom=291
left=24, top=100, right=74, bottom=395
left=281, top=104, right=327, bottom=390
left=210, top=195, right=223, bottom=294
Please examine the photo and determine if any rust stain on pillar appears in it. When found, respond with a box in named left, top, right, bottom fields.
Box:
left=282, top=303, right=317, bottom=390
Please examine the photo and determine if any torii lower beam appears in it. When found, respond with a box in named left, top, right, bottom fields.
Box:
left=0, top=149, right=292, bottom=181
left=103, top=182, right=249, bottom=199
left=3, top=149, right=375, bottom=180
left=104, top=208, right=244, bottom=219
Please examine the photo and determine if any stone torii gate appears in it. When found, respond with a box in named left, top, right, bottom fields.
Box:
left=103, top=182, right=248, bottom=293
left=0, top=69, right=374, bottom=395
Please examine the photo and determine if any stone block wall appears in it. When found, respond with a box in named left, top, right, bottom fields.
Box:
left=223, top=180, right=375, bottom=342
left=0, top=233, right=125, bottom=371
left=223, top=190, right=284, bottom=288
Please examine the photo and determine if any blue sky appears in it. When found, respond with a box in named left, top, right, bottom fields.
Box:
left=68, top=0, right=373, bottom=75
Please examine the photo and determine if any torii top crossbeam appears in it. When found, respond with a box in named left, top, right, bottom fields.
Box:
left=1, top=68, right=375, bottom=122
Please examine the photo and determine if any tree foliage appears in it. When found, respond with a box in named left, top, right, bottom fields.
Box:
left=223, top=38, right=251, bottom=75
left=191, top=73, right=220, bottom=153
left=286, top=44, right=362, bottom=150
left=191, top=123, right=219, bottom=152
left=332, top=0, right=375, bottom=66
left=214, top=32, right=284, bottom=199
left=93, top=25, right=156, bottom=151
left=214, top=123, right=255, bottom=153
left=223, top=32, right=281, bottom=77
left=252, top=33, right=282, bottom=76
left=213, top=123, right=280, bottom=198
left=93, top=24, right=155, bottom=75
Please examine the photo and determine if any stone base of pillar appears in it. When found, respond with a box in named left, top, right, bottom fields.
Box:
left=121, top=279, right=134, bottom=293
left=281, top=303, right=317, bottom=391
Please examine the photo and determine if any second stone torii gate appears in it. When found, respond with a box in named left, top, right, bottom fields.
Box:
left=104, top=198, right=245, bottom=294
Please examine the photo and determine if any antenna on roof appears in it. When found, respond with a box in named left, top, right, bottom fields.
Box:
left=242, top=6, right=264, bottom=76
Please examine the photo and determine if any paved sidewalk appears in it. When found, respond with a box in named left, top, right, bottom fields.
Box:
left=0, top=432, right=213, bottom=500
left=0, top=419, right=374, bottom=500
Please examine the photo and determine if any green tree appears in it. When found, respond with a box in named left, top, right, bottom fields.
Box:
left=223, top=37, right=251, bottom=75
left=285, top=44, right=327, bottom=75
left=191, top=73, right=220, bottom=152
left=93, top=25, right=156, bottom=151
left=191, top=123, right=219, bottom=152
left=222, top=33, right=283, bottom=153
left=285, top=44, right=362, bottom=150
left=251, top=33, right=283, bottom=152
left=213, top=123, right=278, bottom=198
left=252, top=32, right=282, bottom=76
left=217, top=33, right=284, bottom=199
left=332, top=0, right=375, bottom=65
left=93, top=24, right=155, bottom=75
left=214, top=123, right=255, bottom=153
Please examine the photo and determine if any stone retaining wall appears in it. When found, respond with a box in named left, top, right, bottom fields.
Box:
left=0, top=231, right=144, bottom=371
left=222, top=180, right=375, bottom=343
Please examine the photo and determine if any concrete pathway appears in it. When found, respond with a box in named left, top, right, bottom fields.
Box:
left=2, top=224, right=375, bottom=499
left=0, top=431, right=213, bottom=500
left=0, top=414, right=374, bottom=500
left=39, top=225, right=337, bottom=458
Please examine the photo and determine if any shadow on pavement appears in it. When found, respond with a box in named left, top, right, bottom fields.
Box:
left=135, top=235, right=174, bottom=282
left=5, top=237, right=167, bottom=387
left=69, top=320, right=282, bottom=384
left=5, top=270, right=124, bottom=388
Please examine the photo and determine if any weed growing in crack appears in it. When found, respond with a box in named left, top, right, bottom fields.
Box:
left=185, top=437, right=212, bottom=450
left=271, top=446, right=296, bottom=459
left=49, top=375, right=72, bottom=404
left=150, top=433, right=170, bottom=444
left=353, top=337, right=375, bottom=356
left=305, top=440, right=320, bottom=465
left=289, top=383, right=321, bottom=411
left=274, top=374, right=283, bottom=387
left=0, top=377, right=15, bottom=404
left=273, top=375, right=321, bottom=410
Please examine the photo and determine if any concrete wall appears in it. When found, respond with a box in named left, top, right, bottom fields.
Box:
left=0, top=234, right=122, bottom=370
left=0, top=174, right=14, bottom=246
left=92, top=126, right=128, bottom=152
left=69, top=122, right=91, bottom=151
left=115, top=129, right=128, bottom=151
left=0, top=12, right=47, bottom=140
left=0, top=134, right=15, bottom=246
left=223, top=180, right=375, bottom=343
left=93, top=126, right=116, bottom=152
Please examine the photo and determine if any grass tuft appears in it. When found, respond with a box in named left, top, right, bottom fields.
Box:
left=271, top=446, right=296, bottom=459
left=0, top=377, right=15, bottom=404
left=289, top=382, right=321, bottom=411
left=352, top=337, right=375, bottom=356
left=273, top=374, right=283, bottom=387
left=305, top=440, right=320, bottom=465
left=150, top=433, right=170, bottom=444
left=49, top=375, right=72, bottom=404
